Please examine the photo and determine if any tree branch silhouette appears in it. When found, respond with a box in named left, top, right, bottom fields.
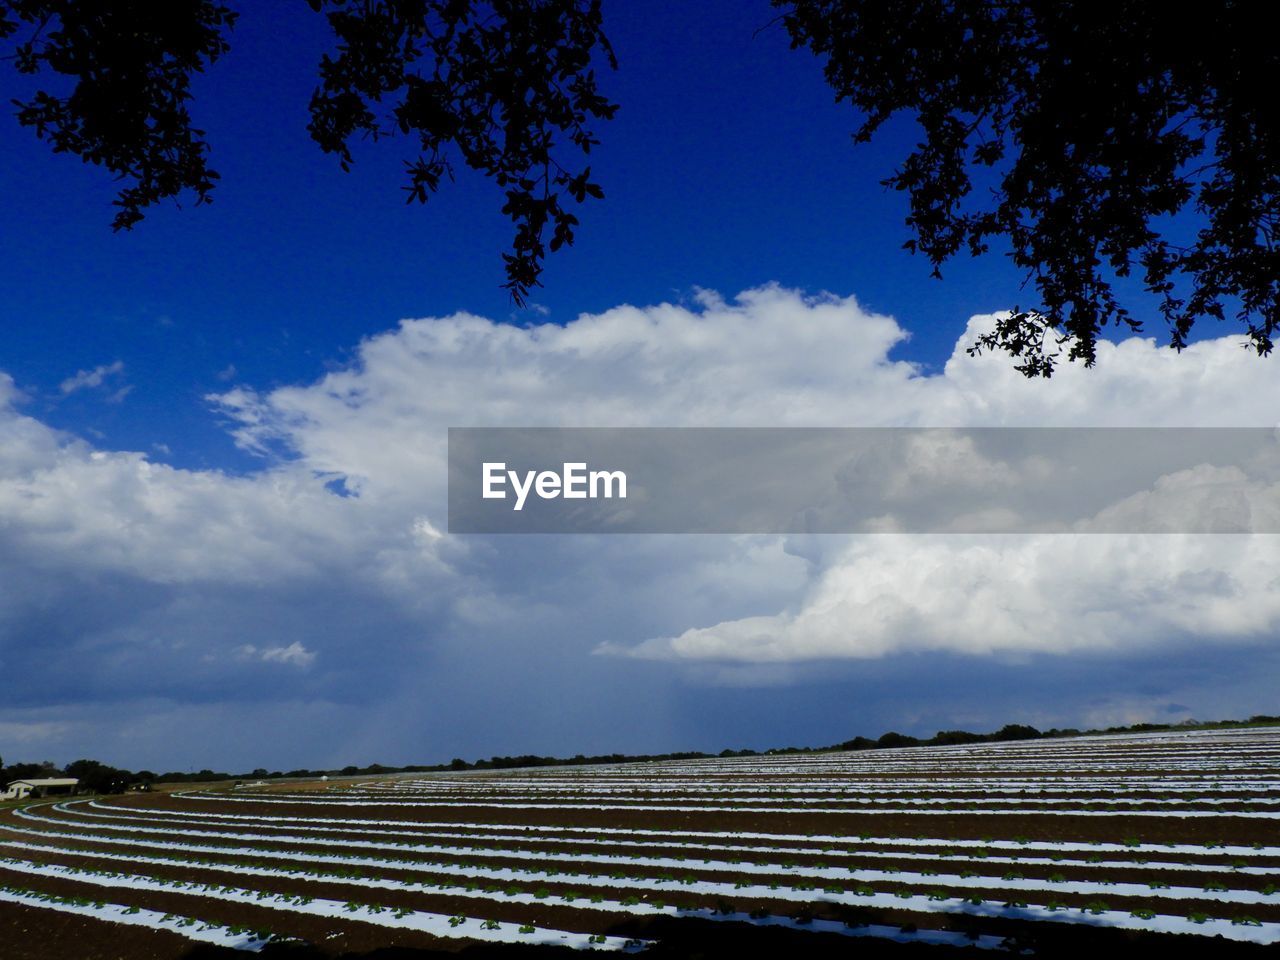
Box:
left=778, top=0, right=1280, bottom=376
left=0, top=0, right=617, bottom=306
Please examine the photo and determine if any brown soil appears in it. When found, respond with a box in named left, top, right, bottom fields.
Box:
left=0, top=899, right=242, bottom=960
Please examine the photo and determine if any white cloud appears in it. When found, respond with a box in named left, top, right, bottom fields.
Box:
left=1081, top=464, right=1280, bottom=534
left=236, top=642, right=317, bottom=668
left=4, top=286, right=1280, bottom=764
left=616, top=533, right=1280, bottom=663
left=59, top=360, right=125, bottom=395
left=199, top=287, right=1280, bottom=664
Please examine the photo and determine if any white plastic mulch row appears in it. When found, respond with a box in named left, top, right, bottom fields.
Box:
left=54, top=805, right=1280, bottom=876
left=3, top=843, right=1277, bottom=947
left=173, top=726, right=1280, bottom=816
left=10, top=812, right=1280, bottom=914
left=649, top=725, right=1280, bottom=755
left=175, top=791, right=1280, bottom=818
left=0, top=838, right=1015, bottom=951
left=342, top=783, right=1280, bottom=799
left=354, top=775, right=1280, bottom=788
left=353, top=783, right=1280, bottom=798
left=0, top=851, right=1016, bottom=953
left=355, top=740, right=1280, bottom=777
left=681, top=759, right=1280, bottom=769
left=0, top=857, right=646, bottom=952
left=497, top=729, right=1280, bottom=776
left=291, top=773, right=1280, bottom=786
left=254, top=731, right=1280, bottom=792
left=351, top=773, right=1280, bottom=788
left=78, top=800, right=1280, bottom=858
left=290, top=793, right=1280, bottom=808
left=12, top=813, right=1280, bottom=906
left=0, top=883, right=271, bottom=951
left=10, top=815, right=1280, bottom=910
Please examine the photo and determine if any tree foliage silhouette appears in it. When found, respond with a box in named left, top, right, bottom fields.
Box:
left=0, top=0, right=616, bottom=305
left=778, top=0, right=1280, bottom=376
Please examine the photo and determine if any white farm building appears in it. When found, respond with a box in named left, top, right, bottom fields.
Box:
left=3, top=778, right=79, bottom=800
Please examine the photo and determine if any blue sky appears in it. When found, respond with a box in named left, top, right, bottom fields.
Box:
left=2, top=2, right=1277, bottom=773
left=3, top=0, right=1027, bottom=471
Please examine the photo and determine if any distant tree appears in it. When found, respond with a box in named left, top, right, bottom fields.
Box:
left=3, top=761, right=53, bottom=782
left=778, top=1, right=1280, bottom=375
left=0, top=0, right=617, bottom=305
left=876, top=731, right=920, bottom=748
left=65, top=758, right=131, bottom=794
left=931, top=729, right=983, bottom=746
left=990, top=723, right=1041, bottom=742
left=837, top=736, right=875, bottom=751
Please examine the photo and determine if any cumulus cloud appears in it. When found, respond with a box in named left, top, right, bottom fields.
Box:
left=0, top=404, right=386, bottom=584
left=3, top=286, right=1280, bottom=766
left=614, top=533, right=1280, bottom=663
left=1081, top=464, right=1280, bottom=534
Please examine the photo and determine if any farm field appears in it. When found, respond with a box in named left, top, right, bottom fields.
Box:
left=2, top=726, right=1280, bottom=958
